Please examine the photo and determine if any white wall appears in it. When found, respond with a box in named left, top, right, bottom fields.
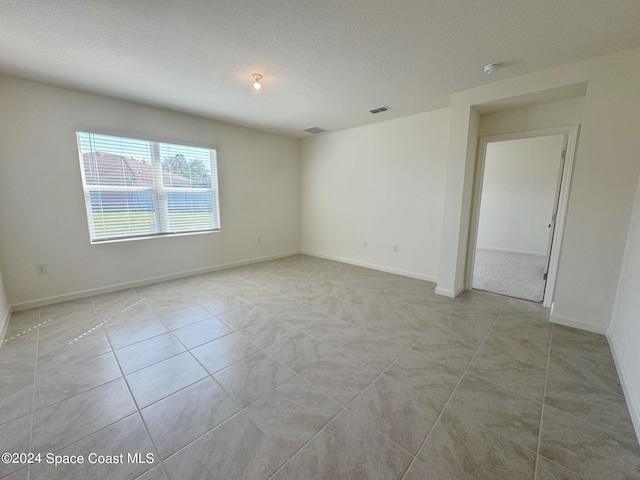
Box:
left=478, top=95, right=586, bottom=137
left=0, top=75, right=301, bottom=308
left=437, top=47, right=640, bottom=333
left=300, top=109, right=451, bottom=281
left=476, top=135, right=564, bottom=255
left=435, top=105, right=480, bottom=297
left=609, top=170, right=640, bottom=441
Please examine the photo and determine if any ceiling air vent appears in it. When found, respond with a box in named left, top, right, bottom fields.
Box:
left=303, top=126, right=328, bottom=135
left=368, top=105, right=391, bottom=114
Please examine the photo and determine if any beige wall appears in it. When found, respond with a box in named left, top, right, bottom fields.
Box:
left=301, top=109, right=451, bottom=281
left=478, top=95, right=586, bottom=137
left=437, top=47, right=640, bottom=334
left=476, top=135, right=565, bottom=255
left=609, top=171, right=640, bottom=441
left=0, top=75, right=301, bottom=308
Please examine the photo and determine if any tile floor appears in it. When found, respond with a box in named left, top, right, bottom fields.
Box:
left=1, top=255, right=639, bottom=479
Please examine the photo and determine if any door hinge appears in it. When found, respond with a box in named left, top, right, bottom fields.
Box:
left=543, top=273, right=548, bottom=280
left=561, top=149, right=567, bottom=159
left=552, top=213, right=557, bottom=222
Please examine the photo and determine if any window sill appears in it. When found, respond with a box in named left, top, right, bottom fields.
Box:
left=90, top=229, right=220, bottom=245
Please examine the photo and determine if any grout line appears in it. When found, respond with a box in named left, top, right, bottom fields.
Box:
left=534, top=321, right=555, bottom=479
left=217, top=309, right=436, bottom=476
left=147, top=302, right=347, bottom=471
left=533, top=323, right=626, bottom=478
left=535, top=454, right=586, bottom=478
left=26, top=306, right=42, bottom=480
left=148, top=337, right=322, bottom=470
left=126, top=280, right=340, bottom=441
left=45, top=278, right=332, bottom=474
left=399, top=307, right=502, bottom=479
left=89, top=296, right=169, bottom=480
left=269, top=310, right=461, bottom=477
left=462, top=370, right=546, bottom=405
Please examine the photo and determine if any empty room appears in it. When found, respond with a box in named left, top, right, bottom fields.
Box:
left=1, top=1, right=640, bottom=479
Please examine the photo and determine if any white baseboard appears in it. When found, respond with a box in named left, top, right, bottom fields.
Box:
left=607, top=330, right=640, bottom=443
left=476, top=245, right=546, bottom=257
left=0, top=304, right=11, bottom=348
left=10, top=251, right=301, bottom=312
left=300, top=250, right=437, bottom=283
left=434, top=285, right=465, bottom=298
left=549, top=313, right=607, bottom=334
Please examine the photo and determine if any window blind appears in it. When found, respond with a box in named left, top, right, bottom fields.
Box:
left=76, top=131, right=220, bottom=243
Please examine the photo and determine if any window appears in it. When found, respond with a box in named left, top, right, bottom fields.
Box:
left=76, top=131, right=220, bottom=243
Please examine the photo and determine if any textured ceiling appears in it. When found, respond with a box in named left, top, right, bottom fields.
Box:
left=1, top=0, right=639, bottom=138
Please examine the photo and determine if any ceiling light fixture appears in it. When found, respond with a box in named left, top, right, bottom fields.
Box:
left=252, top=74, right=263, bottom=90
left=483, top=63, right=500, bottom=75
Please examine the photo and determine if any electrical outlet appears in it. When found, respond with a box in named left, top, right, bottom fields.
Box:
left=36, top=264, right=47, bottom=275
left=393, top=245, right=398, bottom=253
left=363, top=240, right=367, bottom=248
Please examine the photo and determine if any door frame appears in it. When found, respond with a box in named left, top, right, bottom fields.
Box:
left=465, top=125, right=580, bottom=307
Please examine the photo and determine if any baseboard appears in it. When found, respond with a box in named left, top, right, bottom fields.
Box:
left=300, top=250, right=437, bottom=283
left=10, top=251, right=301, bottom=312
left=607, top=330, right=640, bottom=443
left=434, top=285, right=465, bottom=298
left=476, top=245, right=546, bottom=257
left=549, top=313, right=607, bottom=335
left=0, top=304, right=11, bottom=348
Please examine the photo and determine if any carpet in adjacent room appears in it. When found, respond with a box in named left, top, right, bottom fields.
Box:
left=472, top=248, right=546, bottom=302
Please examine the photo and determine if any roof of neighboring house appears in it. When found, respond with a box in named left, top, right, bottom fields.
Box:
left=82, top=152, right=194, bottom=187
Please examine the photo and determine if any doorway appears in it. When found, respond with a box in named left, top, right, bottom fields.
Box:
left=467, top=127, right=578, bottom=306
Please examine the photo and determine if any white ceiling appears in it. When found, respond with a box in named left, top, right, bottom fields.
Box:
left=1, top=0, right=639, bottom=138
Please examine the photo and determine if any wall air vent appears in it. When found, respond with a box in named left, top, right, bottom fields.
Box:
left=368, top=105, right=391, bottom=114
left=303, top=127, right=328, bottom=135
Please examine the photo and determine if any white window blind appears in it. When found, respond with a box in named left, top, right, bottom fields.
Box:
left=76, top=131, right=220, bottom=243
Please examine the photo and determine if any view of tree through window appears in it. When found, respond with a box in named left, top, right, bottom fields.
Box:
left=162, top=154, right=211, bottom=185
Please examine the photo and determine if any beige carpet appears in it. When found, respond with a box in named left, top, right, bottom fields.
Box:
left=472, top=249, right=547, bottom=302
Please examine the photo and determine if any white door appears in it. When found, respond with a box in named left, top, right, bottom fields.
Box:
left=542, top=135, right=569, bottom=283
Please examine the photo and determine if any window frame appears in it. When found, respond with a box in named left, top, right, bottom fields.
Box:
left=75, top=129, right=221, bottom=244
